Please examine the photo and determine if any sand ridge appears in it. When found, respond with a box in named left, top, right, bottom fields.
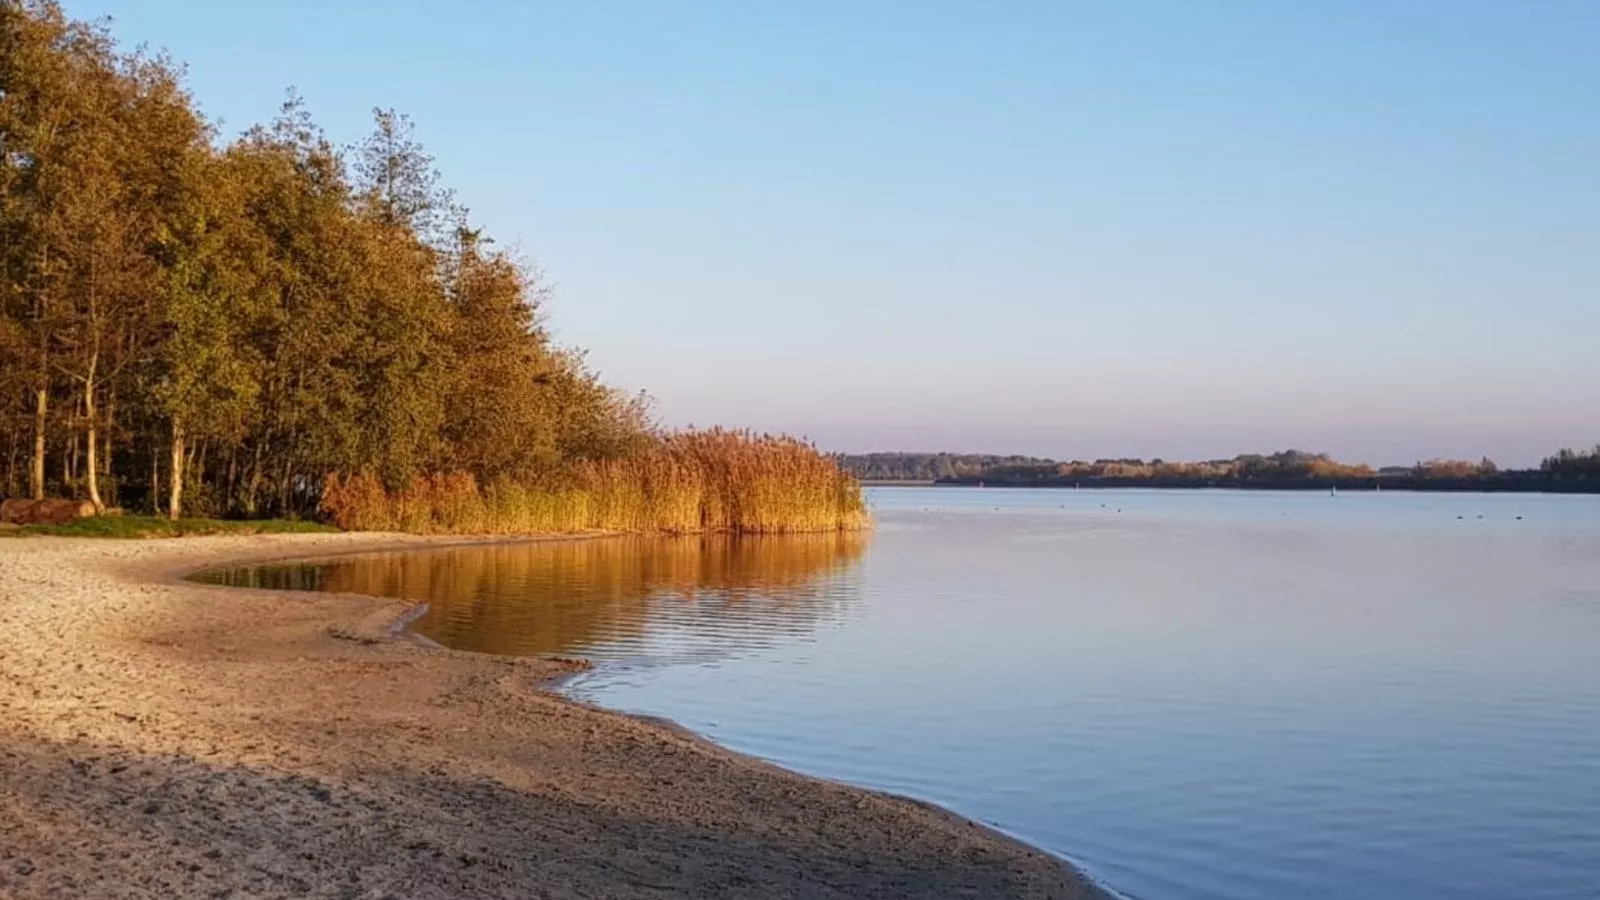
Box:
left=0, top=534, right=1107, bottom=899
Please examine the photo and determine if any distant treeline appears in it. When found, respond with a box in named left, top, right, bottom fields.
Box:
left=0, top=2, right=864, bottom=532
left=843, top=453, right=1062, bottom=482
left=841, top=448, right=1600, bottom=493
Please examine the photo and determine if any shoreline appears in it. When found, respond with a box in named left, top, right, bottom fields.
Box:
left=0, top=533, right=1110, bottom=899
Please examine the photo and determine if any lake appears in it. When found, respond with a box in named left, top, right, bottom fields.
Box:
left=198, top=487, right=1600, bottom=900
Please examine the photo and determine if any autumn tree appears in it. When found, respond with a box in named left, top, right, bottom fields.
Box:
left=0, top=0, right=96, bottom=499
left=0, top=0, right=836, bottom=528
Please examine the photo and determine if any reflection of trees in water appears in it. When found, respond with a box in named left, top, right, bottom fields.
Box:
left=303, top=533, right=869, bottom=660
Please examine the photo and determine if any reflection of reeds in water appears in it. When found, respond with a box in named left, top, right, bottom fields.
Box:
left=303, top=532, right=869, bottom=659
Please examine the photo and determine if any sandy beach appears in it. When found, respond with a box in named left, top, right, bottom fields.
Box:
left=0, top=534, right=1105, bottom=899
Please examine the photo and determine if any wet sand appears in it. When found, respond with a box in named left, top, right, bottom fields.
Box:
left=0, top=534, right=1108, bottom=899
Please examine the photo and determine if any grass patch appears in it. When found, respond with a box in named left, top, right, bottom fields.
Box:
left=1, top=515, right=338, bottom=539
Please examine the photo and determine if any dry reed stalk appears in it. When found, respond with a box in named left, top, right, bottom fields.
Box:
left=320, top=430, right=868, bottom=536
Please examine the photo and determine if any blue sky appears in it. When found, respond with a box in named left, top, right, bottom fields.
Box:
left=66, top=1, right=1600, bottom=465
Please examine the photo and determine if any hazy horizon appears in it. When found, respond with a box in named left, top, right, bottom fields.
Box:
left=833, top=445, right=1532, bottom=470
left=67, top=1, right=1600, bottom=468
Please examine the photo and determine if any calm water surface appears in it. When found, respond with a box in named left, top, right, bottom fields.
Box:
left=201, top=488, right=1600, bottom=900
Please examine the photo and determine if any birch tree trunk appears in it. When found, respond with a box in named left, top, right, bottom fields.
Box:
left=31, top=387, right=47, bottom=500
left=84, top=353, right=104, bottom=511
left=168, top=421, right=185, bottom=520
left=150, top=447, right=161, bottom=516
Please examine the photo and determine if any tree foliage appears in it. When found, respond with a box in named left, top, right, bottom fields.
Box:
left=1541, top=446, right=1600, bottom=479
left=1, top=1, right=862, bottom=530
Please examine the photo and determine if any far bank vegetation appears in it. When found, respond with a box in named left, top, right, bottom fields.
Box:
left=842, top=449, right=1599, bottom=491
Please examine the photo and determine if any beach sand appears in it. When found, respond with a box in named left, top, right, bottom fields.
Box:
left=0, top=534, right=1107, bottom=899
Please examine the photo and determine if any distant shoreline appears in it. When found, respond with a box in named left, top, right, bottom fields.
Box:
left=925, top=477, right=1600, bottom=494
